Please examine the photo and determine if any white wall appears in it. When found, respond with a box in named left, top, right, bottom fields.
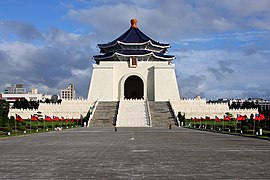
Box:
left=171, top=99, right=258, bottom=119
left=9, top=99, right=92, bottom=119
left=154, top=65, right=180, bottom=101
left=87, top=61, right=180, bottom=102
left=87, top=65, right=114, bottom=102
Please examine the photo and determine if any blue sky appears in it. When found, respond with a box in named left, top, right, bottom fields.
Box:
left=0, top=0, right=270, bottom=100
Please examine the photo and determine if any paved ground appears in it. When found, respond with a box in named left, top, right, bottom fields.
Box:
left=0, top=127, right=270, bottom=179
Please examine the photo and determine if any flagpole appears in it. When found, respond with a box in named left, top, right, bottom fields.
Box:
left=15, top=118, right=17, bottom=136
left=235, top=120, right=237, bottom=133
left=253, top=120, right=255, bottom=136
left=30, top=118, right=31, bottom=134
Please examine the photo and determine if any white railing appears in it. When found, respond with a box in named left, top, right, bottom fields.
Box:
left=168, top=99, right=179, bottom=126
left=145, top=99, right=151, bottom=126
left=88, top=99, right=99, bottom=126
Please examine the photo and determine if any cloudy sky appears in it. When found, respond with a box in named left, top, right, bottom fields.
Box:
left=0, top=0, right=269, bottom=100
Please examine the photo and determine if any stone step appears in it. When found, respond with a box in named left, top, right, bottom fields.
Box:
left=149, top=101, right=177, bottom=127
left=89, top=101, right=119, bottom=127
left=117, top=100, right=148, bottom=127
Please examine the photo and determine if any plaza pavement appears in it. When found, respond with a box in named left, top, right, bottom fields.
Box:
left=0, top=127, right=270, bottom=179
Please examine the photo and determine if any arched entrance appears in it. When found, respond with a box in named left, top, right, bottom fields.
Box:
left=124, top=75, right=144, bottom=99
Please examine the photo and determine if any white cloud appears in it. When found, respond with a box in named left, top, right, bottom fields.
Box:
left=1, top=0, right=270, bottom=100
left=174, top=47, right=270, bottom=99
left=66, top=0, right=270, bottom=42
left=0, top=24, right=94, bottom=97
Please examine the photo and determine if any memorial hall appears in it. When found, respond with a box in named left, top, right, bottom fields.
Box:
left=9, top=19, right=257, bottom=127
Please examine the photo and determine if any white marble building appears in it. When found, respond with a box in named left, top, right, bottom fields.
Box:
left=8, top=19, right=258, bottom=125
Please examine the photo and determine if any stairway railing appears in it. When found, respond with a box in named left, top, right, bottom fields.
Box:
left=88, top=99, right=99, bottom=126
left=168, top=100, right=179, bottom=126
left=113, top=101, right=120, bottom=126
left=145, top=99, right=152, bottom=126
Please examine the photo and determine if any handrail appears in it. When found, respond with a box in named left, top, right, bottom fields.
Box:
left=88, top=99, right=99, bottom=126
left=113, top=101, right=120, bottom=126
left=168, top=100, right=179, bottom=126
left=145, top=99, right=152, bottom=126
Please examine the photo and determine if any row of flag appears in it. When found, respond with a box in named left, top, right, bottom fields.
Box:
left=190, top=114, right=266, bottom=122
left=15, top=114, right=80, bottom=123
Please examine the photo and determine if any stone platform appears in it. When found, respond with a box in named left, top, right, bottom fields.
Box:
left=0, top=127, right=270, bottom=179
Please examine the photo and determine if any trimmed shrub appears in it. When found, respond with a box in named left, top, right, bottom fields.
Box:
left=55, top=123, right=61, bottom=127
left=31, top=125, right=38, bottom=130
left=2, top=127, right=11, bottom=132
left=18, top=126, right=26, bottom=131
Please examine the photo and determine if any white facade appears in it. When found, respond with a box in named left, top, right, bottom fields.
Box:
left=87, top=61, right=180, bottom=102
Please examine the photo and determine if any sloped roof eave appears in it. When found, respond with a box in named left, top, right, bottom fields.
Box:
left=98, top=40, right=170, bottom=49
left=93, top=51, right=174, bottom=61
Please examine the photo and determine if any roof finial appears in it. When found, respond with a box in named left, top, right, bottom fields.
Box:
left=130, top=19, right=138, bottom=28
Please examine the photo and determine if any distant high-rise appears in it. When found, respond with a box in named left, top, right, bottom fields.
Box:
left=61, top=83, right=75, bottom=100
left=4, top=84, right=26, bottom=94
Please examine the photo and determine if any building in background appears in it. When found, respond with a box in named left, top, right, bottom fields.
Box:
left=4, top=84, right=26, bottom=94
left=1, top=84, right=57, bottom=105
left=257, top=100, right=270, bottom=112
left=0, top=90, right=56, bottom=105
left=61, top=83, right=75, bottom=100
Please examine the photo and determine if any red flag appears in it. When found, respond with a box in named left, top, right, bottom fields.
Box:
left=255, top=114, right=265, bottom=121
left=236, top=114, right=246, bottom=121
left=66, top=118, right=70, bottom=123
left=53, top=116, right=60, bottom=121
left=191, top=117, right=194, bottom=121
left=31, top=115, right=38, bottom=121
left=223, top=115, right=231, bottom=121
left=206, top=116, right=211, bottom=121
left=215, top=116, right=221, bottom=122
left=61, top=116, right=65, bottom=121
left=16, top=114, right=23, bottom=122
left=44, top=115, right=52, bottom=121
left=201, top=117, right=205, bottom=121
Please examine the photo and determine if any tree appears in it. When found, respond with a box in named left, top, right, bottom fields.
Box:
left=177, top=112, right=186, bottom=126
left=0, top=100, right=10, bottom=127
left=13, top=98, right=30, bottom=109
left=45, top=98, right=51, bottom=104
left=13, top=99, right=22, bottom=109
left=57, top=99, right=62, bottom=104
left=29, top=101, right=39, bottom=110
left=20, top=98, right=30, bottom=109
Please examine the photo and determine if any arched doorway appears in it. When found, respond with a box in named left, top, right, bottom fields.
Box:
left=124, top=75, right=144, bottom=99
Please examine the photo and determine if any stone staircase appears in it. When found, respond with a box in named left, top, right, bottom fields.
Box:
left=116, top=100, right=150, bottom=127
left=149, top=101, right=177, bottom=127
left=89, top=101, right=119, bottom=127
